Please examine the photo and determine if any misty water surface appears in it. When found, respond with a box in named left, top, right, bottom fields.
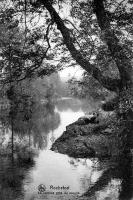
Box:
left=0, top=98, right=132, bottom=200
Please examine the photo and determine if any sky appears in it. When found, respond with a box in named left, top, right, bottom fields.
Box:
left=59, top=66, right=84, bottom=81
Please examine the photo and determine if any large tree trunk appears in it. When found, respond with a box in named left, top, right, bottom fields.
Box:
left=93, top=0, right=133, bottom=117
left=39, top=0, right=133, bottom=154
left=40, top=0, right=133, bottom=92
left=94, top=0, right=133, bottom=89
left=39, top=0, right=121, bottom=92
left=39, top=0, right=133, bottom=114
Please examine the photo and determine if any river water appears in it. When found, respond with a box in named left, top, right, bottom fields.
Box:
left=0, top=98, right=132, bottom=200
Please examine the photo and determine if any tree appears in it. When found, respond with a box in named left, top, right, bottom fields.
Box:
left=0, top=4, right=56, bottom=86
left=10, top=0, right=132, bottom=114
left=42, top=2, right=132, bottom=86
left=1, top=1, right=133, bottom=114
left=68, top=76, right=106, bottom=100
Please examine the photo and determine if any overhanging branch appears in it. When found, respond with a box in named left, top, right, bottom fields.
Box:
left=38, top=0, right=120, bottom=92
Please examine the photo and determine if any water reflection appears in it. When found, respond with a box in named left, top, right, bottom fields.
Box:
left=0, top=98, right=132, bottom=200
left=0, top=101, right=61, bottom=150
left=83, top=153, right=133, bottom=200
left=0, top=149, right=35, bottom=200
left=56, top=97, right=95, bottom=113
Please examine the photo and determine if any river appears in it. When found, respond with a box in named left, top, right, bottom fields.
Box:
left=0, top=97, right=132, bottom=200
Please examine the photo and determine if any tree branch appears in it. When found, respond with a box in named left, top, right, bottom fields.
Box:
left=93, top=0, right=133, bottom=87
left=44, top=20, right=54, bottom=54
left=38, top=0, right=120, bottom=92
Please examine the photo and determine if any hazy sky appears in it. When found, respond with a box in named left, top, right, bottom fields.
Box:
left=59, top=66, right=84, bottom=81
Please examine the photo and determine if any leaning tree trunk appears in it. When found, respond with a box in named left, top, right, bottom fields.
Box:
left=44, top=0, right=132, bottom=152
left=41, top=0, right=133, bottom=100
left=93, top=0, right=133, bottom=120
left=38, top=0, right=133, bottom=157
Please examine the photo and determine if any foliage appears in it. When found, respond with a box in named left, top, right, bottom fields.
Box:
left=68, top=75, right=111, bottom=101
left=0, top=0, right=133, bottom=112
left=0, top=4, right=57, bottom=85
left=6, top=0, right=132, bottom=101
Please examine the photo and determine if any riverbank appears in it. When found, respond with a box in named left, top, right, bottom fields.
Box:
left=51, top=110, right=130, bottom=159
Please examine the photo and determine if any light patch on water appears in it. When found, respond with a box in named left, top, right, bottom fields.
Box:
left=22, top=100, right=103, bottom=200
left=23, top=150, right=103, bottom=200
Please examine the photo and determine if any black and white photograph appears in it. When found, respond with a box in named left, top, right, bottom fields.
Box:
left=0, top=0, right=133, bottom=199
